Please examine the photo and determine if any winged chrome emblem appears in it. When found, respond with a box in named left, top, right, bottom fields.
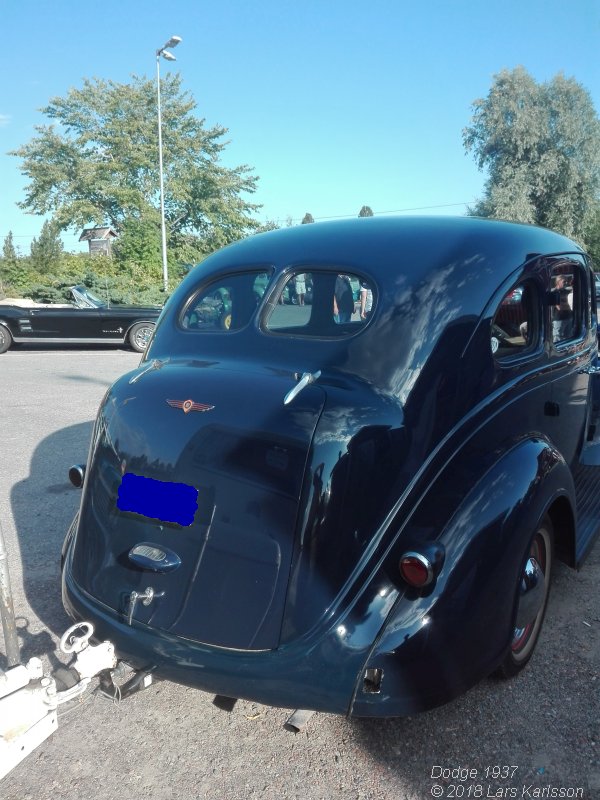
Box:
left=166, top=399, right=215, bottom=414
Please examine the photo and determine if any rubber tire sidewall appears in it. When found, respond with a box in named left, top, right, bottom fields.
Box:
left=495, top=514, right=554, bottom=679
left=0, top=324, right=13, bottom=354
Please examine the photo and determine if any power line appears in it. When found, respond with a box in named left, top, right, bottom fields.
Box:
left=1, top=200, right=477, bottom=241
left=1, top=232, right=81, bottom=241
left=271, top=200, right=476, bottom=225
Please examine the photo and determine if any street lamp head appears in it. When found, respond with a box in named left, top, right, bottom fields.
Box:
left=157, top=35, right=182, bottom=59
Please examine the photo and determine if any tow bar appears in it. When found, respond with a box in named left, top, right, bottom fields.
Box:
left=1, top=517, right=123, bottom=781
left=0, top=621, right=117, bottom=781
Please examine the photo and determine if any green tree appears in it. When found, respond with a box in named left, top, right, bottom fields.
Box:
left=2, top=231, right=18, bottom=264
left=463, top=67, right=600, bottom=242
left=255, top=220, right=279, bottom=234
left=0, top=231, right=28, bottom=294
left=583, top=206, right=600, bottom=268
left=30, top=219, right=63, bottom=273
left=358, top=205, right=374, bottom=217
left=301, top=213, right=315, bottom=224
left=11, top=74, right=261, bottom=260
left=113, top=214, right=162, bottom=273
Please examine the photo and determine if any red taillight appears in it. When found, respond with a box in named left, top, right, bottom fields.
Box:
left=399, top=552, right=433, bottom=587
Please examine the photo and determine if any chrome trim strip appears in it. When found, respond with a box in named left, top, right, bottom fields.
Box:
left=12, top=337, right=125, bottom=344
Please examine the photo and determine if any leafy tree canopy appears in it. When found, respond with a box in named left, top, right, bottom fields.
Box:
left=358, top=205, right=374, bottom=217
left=301, top=213, right=315, bottom=224
left=112, top=213, right=162, bottom=273
left=11, top=74, right=262, bottom=256
left=463, top=67, right=600, bottom=243
left=583, top=207, right=600, bottom=269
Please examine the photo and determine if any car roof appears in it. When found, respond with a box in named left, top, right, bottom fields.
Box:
left=195, top=216, right=582, bottom=291
left=157, top=217, right=585, bottom=395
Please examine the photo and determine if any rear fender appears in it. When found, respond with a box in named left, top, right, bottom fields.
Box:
left=351, top=437, right=574, bottom=717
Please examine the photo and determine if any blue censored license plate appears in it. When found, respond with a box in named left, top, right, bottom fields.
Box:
left=117, top=473, right=198, bottom=527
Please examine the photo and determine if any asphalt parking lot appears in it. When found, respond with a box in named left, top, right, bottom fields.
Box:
left=1, top=347, right=599, bottom=800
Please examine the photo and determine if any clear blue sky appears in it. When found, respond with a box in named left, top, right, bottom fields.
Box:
left=1, top=0, right=598, bottom=254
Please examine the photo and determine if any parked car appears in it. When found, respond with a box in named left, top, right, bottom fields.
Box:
left=62, top=217, right=600, bottom=718
left=0, top=285, right=161, bottom=354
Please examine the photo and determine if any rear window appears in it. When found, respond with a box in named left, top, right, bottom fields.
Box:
left=265, top=270, right=375, bottom=337
left=181, top=271, right=271, bottom=332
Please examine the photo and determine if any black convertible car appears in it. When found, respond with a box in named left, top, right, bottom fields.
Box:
left=62, top=217, right=600, bottom=718
left=0, top=285, right=161, bottom=354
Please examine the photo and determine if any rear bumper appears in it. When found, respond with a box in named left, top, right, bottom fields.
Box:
left=62, top=518, right=495, bottom=718
left=62, top=551, right=374, bottom=716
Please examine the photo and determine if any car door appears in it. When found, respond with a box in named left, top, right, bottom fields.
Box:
left=546, top=255, right=593, bottom=467
left=27, top=306, right=104, bottom=339
left=487, top=274, right=553, bottom=447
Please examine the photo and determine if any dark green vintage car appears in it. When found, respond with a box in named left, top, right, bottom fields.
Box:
left=62, top=217, right=600, bottom=719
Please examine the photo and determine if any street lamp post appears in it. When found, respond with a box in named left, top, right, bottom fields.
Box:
left=156, top=35, right=182, bottom=293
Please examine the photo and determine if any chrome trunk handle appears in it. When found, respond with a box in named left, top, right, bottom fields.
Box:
left=284, top=370, right=322, bottom=405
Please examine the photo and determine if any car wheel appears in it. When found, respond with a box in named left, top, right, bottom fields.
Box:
left=496, top=515, right=553, bottom=678
left=0, top=324, right=13, bottom=354
left=128, top=322, right=155, bottom=353
left=220, top=312, right=232, bottom=331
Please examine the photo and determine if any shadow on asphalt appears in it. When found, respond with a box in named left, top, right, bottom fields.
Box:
left=10, top=420, right=93, bottom=653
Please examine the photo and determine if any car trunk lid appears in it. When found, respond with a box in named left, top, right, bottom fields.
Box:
left=71, top=360, right=325, bottom=651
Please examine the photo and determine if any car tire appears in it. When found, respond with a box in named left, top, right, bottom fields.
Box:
left=128, top=322, right=155, bottom=353
left=495, top=515, right=554, bottom=679
left=0, top=324, right=13, bottom=354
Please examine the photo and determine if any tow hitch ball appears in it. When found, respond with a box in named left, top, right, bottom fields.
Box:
left=61, top=621, right=156, bottom=702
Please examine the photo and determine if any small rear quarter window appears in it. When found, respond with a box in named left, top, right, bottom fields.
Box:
left=181, top=271, right=271, bottom=332
left=491, top=282, right=538, bottom=359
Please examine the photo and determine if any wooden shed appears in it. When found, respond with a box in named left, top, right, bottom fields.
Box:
left=79, top=226, right=118, bottom=255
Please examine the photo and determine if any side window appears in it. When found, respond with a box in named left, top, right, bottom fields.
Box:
left=550, top=264, right=582, bottom=345
left=181, top=271, right=271, bottom=332
left=266, top=270, right=375, bottom=337
left=491, top=282, right=538, bottom=359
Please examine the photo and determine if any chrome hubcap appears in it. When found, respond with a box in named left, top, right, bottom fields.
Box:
left=514, top=556, right=545, bottom=630
left=511, top=527, right=550, bottom=660
left=134, top=327, right=152, bottom=349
